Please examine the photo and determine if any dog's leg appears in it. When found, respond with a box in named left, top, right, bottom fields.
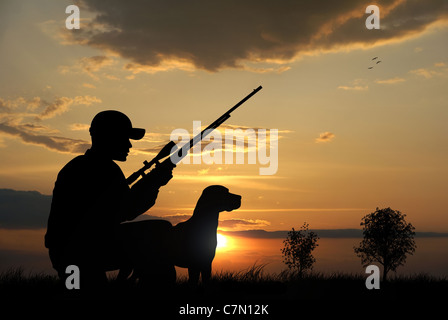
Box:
left=116, top=267, right=133, bottom=282
left=188, top=268, right=200, bottom=286
left=167, top=265, right=177, bottom=284
left=157, top=263, right=177, bottom=285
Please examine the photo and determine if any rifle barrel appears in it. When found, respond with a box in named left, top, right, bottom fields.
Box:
left=127, top=86, right=262, bottom=184
left=169, top=85, right=262, bottom=165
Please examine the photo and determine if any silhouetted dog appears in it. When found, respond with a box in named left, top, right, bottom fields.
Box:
left=118, top=219, right=175, bottom=285
left=170, top=185, right=241, bottom=285
left=118, top=185, right=241, bottom=286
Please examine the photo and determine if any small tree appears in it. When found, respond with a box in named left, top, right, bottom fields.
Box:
left=281, top=223, right=319, bottom=277
left=354, top=207, right=416, bottom=281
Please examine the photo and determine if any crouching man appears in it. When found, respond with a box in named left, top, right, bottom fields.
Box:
left=44, top=110, right=174, bottom=289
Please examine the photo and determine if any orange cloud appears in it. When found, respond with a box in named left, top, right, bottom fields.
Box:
left=62, top=0, right=448, bottom=72
left=59, top=56, right=115, bottom=80
left=375, top=77, right=406, bottom=84
left=338, top=85, right=368, bottom=91
left=0, top=121, right=90, bottom=154
left=409, top=64, right=448, bottom=79
left=315, top=132, right=335, bottom=143
left=36, top=95, right=101, bottom=120
left=0, top=95, right=100, bottom=153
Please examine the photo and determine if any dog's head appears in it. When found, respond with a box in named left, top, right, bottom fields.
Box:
left=199, top=185, right=242, bottom=212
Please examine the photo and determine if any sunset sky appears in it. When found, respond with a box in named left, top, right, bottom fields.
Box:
left=1, top=0, right=447, bottom=246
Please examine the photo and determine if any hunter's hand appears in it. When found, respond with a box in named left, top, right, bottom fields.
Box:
left=150, top=162, right=175, bottom=187
left=128, top=164, right=174, bottom=217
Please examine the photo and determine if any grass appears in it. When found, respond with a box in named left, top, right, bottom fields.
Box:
left=0, top=265, right=447, bottom=301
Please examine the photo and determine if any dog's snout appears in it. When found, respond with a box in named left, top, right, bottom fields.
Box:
left=226, top=193, right=241, bottom=211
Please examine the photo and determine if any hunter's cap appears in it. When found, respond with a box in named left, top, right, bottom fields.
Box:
left=89, top=110, right=145, bottom=140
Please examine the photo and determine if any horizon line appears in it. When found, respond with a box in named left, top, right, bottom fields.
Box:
left=218, top=228, right=448, bottom=239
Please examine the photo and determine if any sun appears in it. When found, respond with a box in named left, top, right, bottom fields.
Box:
left=216, top=233, right=228, bottom=249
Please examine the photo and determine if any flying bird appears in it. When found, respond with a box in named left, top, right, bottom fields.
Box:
left=368, top=57, right=382, bottom=69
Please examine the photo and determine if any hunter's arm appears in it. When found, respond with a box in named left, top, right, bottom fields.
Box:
left=124, top=164, right=173, bottom=221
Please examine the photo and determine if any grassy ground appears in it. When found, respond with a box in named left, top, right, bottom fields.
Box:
left=1, top=265, right=446, bottom=302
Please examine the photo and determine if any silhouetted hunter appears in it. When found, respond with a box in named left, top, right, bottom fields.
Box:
left=45, top=110, right=174, bottom=287
left=45, top=87, right=262, bottom=289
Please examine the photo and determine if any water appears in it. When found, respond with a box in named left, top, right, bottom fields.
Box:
left=1, top=229, right=447, bottom=278
left=209, top=236, right=448, bottom=277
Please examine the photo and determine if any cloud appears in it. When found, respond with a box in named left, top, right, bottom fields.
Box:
left=26, top=97, right=42, bottom=111
left=218, top=218, right=271, bottom=231
left=0, top=189, right=51, bottom=229
left=0, top=95, right=98, bottom=153
left=173, top=175, right=293, bottom=191
left=224, top=229, right=448, bottom=238
left=219, top=229, right=365, bottom=239
left=124, top=60, right=196, bottom=74
left=17, top=123, right=59, bottom=135
left=0, top=121, right=90, bottom=154
left=37, top=97, right=74, bottom=120
left=59, top=55, right=115, bottom=80
left=82, top=83, right=96, bottom=89
left=219, top=124, right=293, bottom=135
left=131, top=124, right=290, bottom=157
left=134, top=213, right=191, bottom=226
left=375, top=77, right=406, bottom=84
left=409, top=68, right=437, bottom=79
left=338, top=85, right=368, bottom=91
left=80, top=56, right=114, bottom=73
left=33, top=95, right=101, bottom=120
left=191, top=125, right=284, bottom=153
left=315, top=132, right=335, bottom=143
left=240, top=65, right=291, bottom=74
left=197, top=168, right=209, bottom=175
left=64, top=0, right=448, bottom=72
left=375, top=63, right=446, bottom=84
left=338, top=78, right=369, bottom=91
left=1, top=97, right=41, bottom=114
left=69, top=123, right=90, bottom=131
left=136, top=213, right=271, bottom=231
left=409, top=63, right=448, bottom=79
left=0, top=97, right=42, bottom=116
left=414, top=47, right=423, bottom=53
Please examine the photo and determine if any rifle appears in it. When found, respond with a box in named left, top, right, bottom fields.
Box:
left=126, top=85, right=263, bottom=186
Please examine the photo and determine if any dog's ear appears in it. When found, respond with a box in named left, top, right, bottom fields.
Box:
left=224, top=193, right=241, bottom=211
